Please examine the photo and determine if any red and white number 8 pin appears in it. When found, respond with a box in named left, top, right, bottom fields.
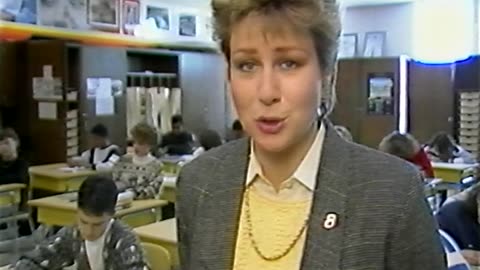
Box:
left=323, top=213, right=338, bottom=230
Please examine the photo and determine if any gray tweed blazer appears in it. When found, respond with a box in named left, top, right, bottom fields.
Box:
left=176, top=122, right=447, bottom=270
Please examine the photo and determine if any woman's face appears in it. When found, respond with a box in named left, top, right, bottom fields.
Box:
left=229, top=15, right=322, bottom=153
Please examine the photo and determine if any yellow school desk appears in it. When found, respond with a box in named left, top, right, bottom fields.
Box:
left=28, top=195, right=168, bottom=228
left=134, top=218, right=179, bottom=267
left=431, top=162, right=478, bottom=183
left=0, top=184, right=25, bottom=206
left=29, top=163, right=97, bottom=193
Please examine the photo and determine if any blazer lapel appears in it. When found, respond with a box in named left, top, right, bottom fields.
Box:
left=301, top=122, right=350, bottom=270
left=197, top=139, right=250, bottom=270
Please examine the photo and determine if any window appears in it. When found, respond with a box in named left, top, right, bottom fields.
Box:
left=412, top=0, right=475, bottom=63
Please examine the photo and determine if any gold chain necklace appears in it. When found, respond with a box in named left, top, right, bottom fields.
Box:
left=244, top=186, right=309, bottom=261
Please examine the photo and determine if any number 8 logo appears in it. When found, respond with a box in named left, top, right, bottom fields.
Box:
left=323, top=213, right=338, bottom=230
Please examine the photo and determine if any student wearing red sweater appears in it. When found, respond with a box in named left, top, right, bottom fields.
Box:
left=379, top=131, right=434, bottom=178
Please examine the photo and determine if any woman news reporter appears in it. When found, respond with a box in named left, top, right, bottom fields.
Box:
left=176, top=0, right=446, bottom=269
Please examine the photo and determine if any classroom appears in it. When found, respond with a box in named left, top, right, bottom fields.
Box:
left=0, top=0, right=479, bottom=269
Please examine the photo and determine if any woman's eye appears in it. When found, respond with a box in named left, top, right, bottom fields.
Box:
left=236, top=62, right=257, bottom=72
left=279, top=61, right=298, bottom=70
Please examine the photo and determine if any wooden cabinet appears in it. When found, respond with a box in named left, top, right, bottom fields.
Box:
left=332, top=58, right=400, bottom=148
left=333, top=57, right=456, bottom=148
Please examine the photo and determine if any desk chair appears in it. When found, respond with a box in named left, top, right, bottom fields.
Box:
left=142, top=242, right=171, bottom=270
left=439, top=229, right=472, bottom=270
left=0, top=184, right=35, bottom=263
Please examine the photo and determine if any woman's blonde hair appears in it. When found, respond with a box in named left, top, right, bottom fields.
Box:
left=212, top=0, right=341, bottom=114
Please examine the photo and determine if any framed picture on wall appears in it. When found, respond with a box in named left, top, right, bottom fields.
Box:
left=363, top=31, right=386, bottom=57
left=140, top=0, right=171, bottom=31
left=38, top=0, right=88, bottom=29
left=0, top=0, right=37, bottom=24
left=338, top=33, right=357, bottom=58
left=88, top=0, right=120, bottom=31
left=121, top=0, right=139, bottom=35
left=178, top=13, right=197, bottom=37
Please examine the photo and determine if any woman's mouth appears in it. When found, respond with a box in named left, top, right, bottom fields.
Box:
left=256, top=117, right=286, bottom=135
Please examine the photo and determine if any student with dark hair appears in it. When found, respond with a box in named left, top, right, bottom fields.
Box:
left=193, top=129, right=224, bottom=157
left=425, top=132, right=475, bottom=164
left=68, top=124, right=120, bottom=171
left=227, top=119, right=245, bottom=142
left=16, top=175, right=150, bottom=269
left=0, top=128, right=28, bottom=186
left=160, top=115, right=194, bottom=155
left=232, top=119, right=244, bottom=137
left=436, top=183, right=480, bottom=266
left=198, top=129, right=222, bottom=151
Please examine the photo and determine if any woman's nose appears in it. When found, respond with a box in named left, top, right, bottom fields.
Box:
left=257, top=67, right=281, bottom=106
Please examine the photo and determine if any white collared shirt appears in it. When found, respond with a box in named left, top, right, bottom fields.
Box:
left=246, top=124, right=325, bottom=202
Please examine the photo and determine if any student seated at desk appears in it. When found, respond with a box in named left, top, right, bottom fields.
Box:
left=379, top=131, right=435, bottom=178
left=160, top=115, right=194, bottom=156
left=0, top=128, right=28, bottom=186
left=425, top=132, right=476, bottom=164
left=436, top=183, right=480, bottom=266
left=68, top=124, right=120, bottom=171
left=226, top=119, right=245, bottom=142
left=192, top=129, right=223, bottom=157
left=15, top=175, right=150, bottom=270
left=113, top=123, right=163, bottom=199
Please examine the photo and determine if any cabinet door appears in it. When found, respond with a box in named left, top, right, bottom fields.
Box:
left=358, top=58, right=400, bottom=148
left=27, top=40, right=68, bottom=164
left=79, top=46, right=128, bottom=150
left=333, top=58, right=399, bottom=148
left=179, top=52, right=227, bottom=137
left=331, top=59, right=362, bottom=141
left=408, top=61, right=454, bottom=143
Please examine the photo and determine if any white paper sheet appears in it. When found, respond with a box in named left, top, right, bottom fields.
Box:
left=96, top=96, right=115, bottom=116
left=38, top=102, right=57, bottom=120
left=97, top=78, right=113, bottom=98
left=87, top=78, right=112, bottom=98
left=87, top=78, right=98, bottom=98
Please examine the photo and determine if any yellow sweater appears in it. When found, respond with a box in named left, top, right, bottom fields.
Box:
left=233, top=188, right=312, bottom=270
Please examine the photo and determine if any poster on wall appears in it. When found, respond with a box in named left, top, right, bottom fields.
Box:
left=367, top=73, right=394, bottom=115
left=38, top=0, right=88, bottom=29
left=121, top=0, right=139, bottom=35
left=88, top=0, right=120, bottom=31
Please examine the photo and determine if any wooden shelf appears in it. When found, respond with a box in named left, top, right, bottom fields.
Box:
left=0, top=21, right=217, bottom=51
